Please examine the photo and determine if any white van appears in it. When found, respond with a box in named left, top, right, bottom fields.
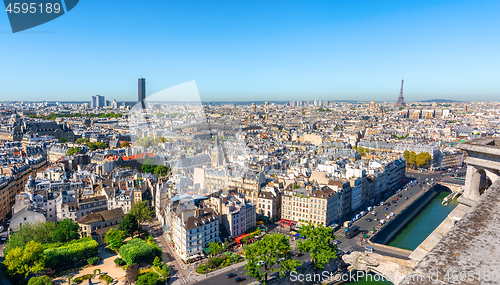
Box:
left=364, top=246, right=374, bottom=253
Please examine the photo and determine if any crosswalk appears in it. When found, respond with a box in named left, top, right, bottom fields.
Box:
left=178, top=276, right=191, bottom=284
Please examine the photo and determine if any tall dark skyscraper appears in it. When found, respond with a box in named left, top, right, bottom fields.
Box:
left=138, top=78, right=146, bottom=109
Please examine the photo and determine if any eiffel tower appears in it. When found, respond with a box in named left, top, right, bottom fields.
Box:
left=394, top=79, right=406, bottom=107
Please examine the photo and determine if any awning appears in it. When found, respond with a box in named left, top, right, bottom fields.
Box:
left=235, top=233, right=250, bottom=244
left=203, top=248, right=210, bottom=254
left=261, top=216, right=272, bottom=220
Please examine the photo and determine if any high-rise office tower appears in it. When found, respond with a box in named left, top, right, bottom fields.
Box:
left=138, top=78, right=146, bottom=109
left=91, top=95, right=105, bottom=108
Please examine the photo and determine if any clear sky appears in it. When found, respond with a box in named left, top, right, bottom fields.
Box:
left=1, top=0, right=499, bottom=102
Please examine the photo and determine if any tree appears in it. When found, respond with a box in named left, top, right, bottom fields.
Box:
left=153, top=165, right=170, bottom=177
left=124, top=264, right=139, bottom=285
left=4, top=241, right=45, bottom=278
left=403, top=150, right=410, bottom=162
left=96, top=141, right=108, bottom=149
left=59, top=138, right=68, bottom=143
left=54, top=218, right=80, bottom=243
left=130, top=201, right=154, bottom=223
left=67, top=147, right=82, bottom=156
left=67, top=276, right=72, bottom=285
left=244, top=234, right=301, bottom=284
left=75, top=138, right=90, bottom=144
left=120, top=141, right=131, bottom=148
left=416, top=152, right=432, bottom=168
left=105, top=228, right=126, bottom=251
left=142, top=157, right=156, bottom=173
left=407, top=151, right=417, bottom=169
left=297, top=223, right=337, bottom=270
left=137, top=272, right=160, bottom=285
left=207, top=241, right=223, bottom=256
left=118, top=214, right=141, bottom=237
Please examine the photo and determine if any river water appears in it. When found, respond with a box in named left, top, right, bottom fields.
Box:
left=387, top=191, right=459, bottom=251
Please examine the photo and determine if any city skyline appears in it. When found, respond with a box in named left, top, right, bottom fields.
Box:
left=1, top=1, right=500, bottom=102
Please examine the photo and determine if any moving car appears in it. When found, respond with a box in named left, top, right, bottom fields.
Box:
left=365, top=218, right=373, bottom=222
left=235, top=277, right=246, bottom=283
left=405, top=196, right=408, bottom=200
left=364, top=246, right=374, bottom=253
left=295, top=252, right=304, bottom=257
left=383, top=207, right=388, bottom=210
left=227, top=273, right=237, bottom=278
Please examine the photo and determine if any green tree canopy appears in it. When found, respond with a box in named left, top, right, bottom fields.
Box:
left=244, top=234, right=302, bottom=284
left=130, top=201, right=154, bottom=224
left=6, top=220, right=80, bottom=252
left=105, top=228, right=126, bottom=251
left=67, top=147, right=82, bottom=156
left=75, top=138, right=90, bottom=144
left=297, top=223, right=337, bottom=270
left=118, top=214, right=141, bottom=237
left=153, top=165, right=170, bottom=177
left=54, top=218, right=80, bottom=243
left=120, top=141, right=131, bottom=148
left=207, top=241, right=223, bottom=256
left=416, top=152, right=432, bottom=168
left=59, top=138, right=68, bottom=143
left=141, top=158, right=156, bottom=173
left=4, top=240, right=45, bottom=278
left=28, top=275, right=52, bottom=285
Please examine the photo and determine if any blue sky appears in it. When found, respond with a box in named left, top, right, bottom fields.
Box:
left=1, top=0, right=499, bottom=102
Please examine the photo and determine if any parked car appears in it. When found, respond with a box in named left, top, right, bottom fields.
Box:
left=227, top=273, right=237, bottom=278
left=371, top=211, right=377, bottom=216
left=333, top=240, right=341, bottom=245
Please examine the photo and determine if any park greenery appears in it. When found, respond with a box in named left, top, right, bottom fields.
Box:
left=5, top=219, right=80, bottom=252
left=105, top=228, right=126, bottom=251
left=119, top=238, right=162, bottom=265
left=297, top=223, right=337, bottom=270
left=43, top=236, right=99, bottom=268
left=403, top=151, right=432, bottom=169
left=27, top=275, right=52, bottom=285
left=196, top=252, right=242, bottom=274
left=244, top=233, right=302, bottom=284
left=27, top=112, right=122, bottom=120
left=4, top=236, right=98, bottom=282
